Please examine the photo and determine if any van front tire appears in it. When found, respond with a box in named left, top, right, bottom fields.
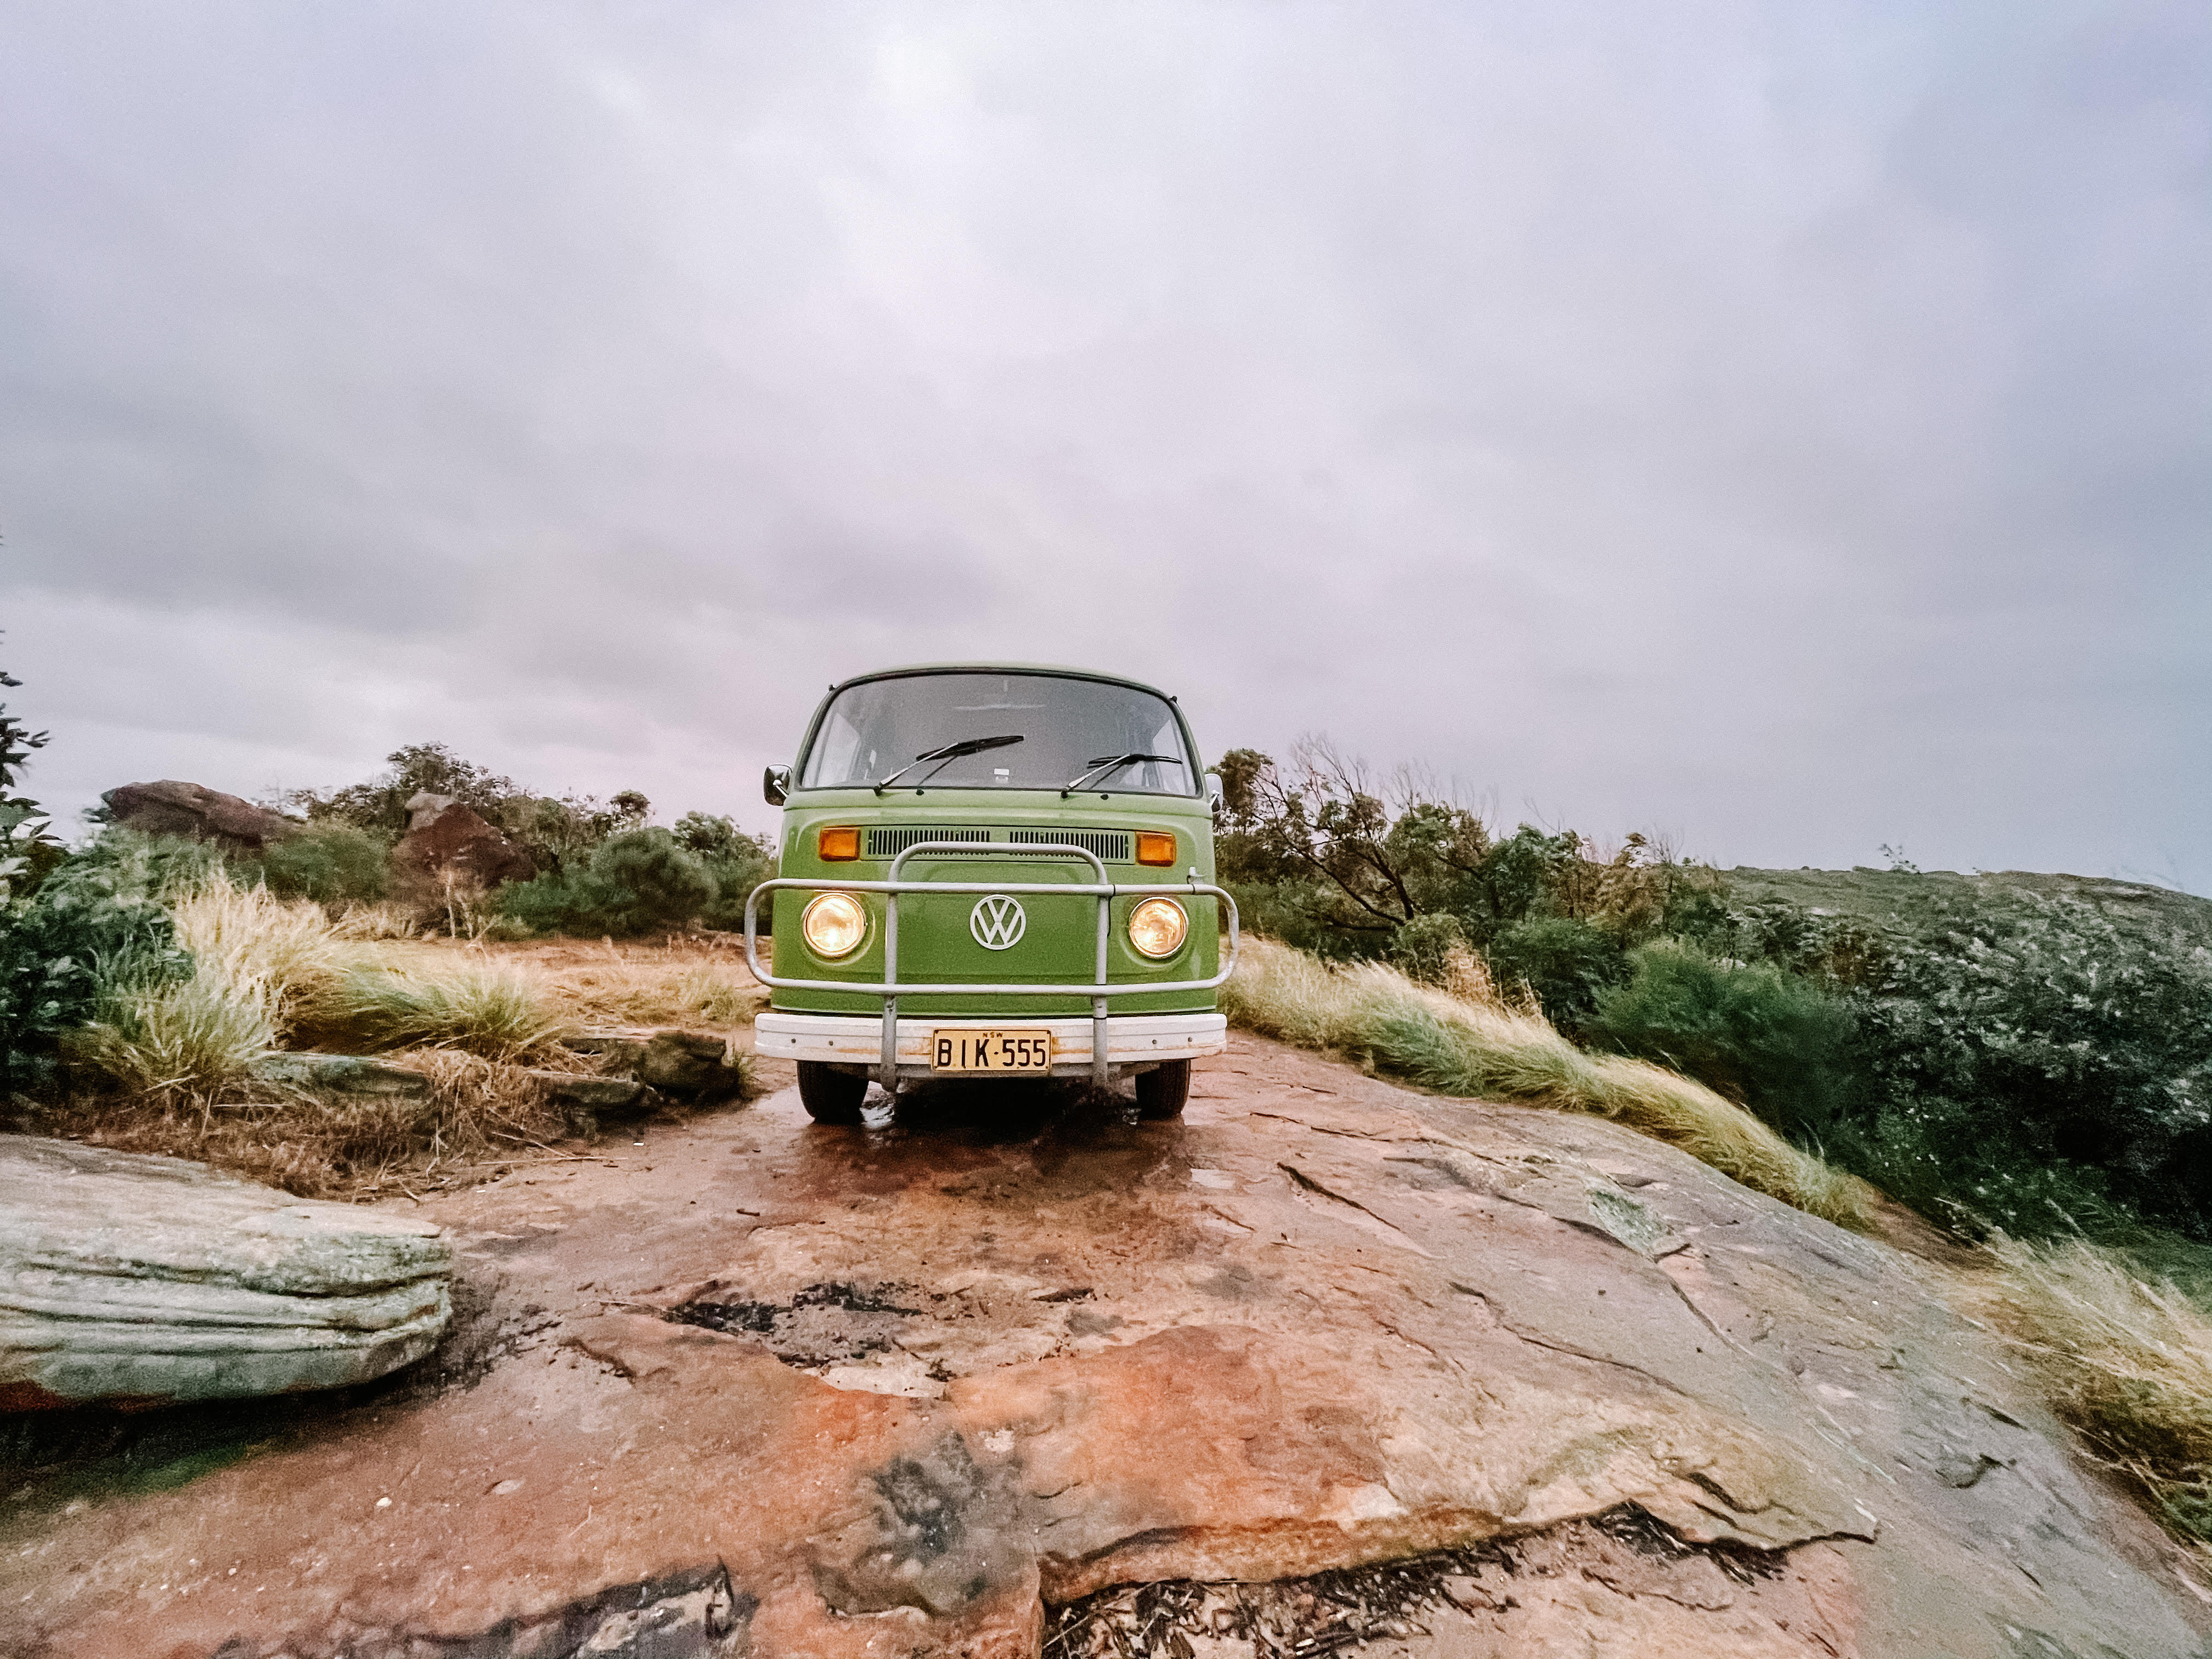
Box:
left=1135, top=1059, right=1191, bottom=1120
left=798, top=1062, right=866, bottom=1125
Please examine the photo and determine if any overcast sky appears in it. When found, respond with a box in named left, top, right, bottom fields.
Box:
left=3, top=2, right=2207, bottom=888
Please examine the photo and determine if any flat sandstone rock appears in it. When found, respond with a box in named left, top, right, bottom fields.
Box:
left=0, top=1136, right=453, bottom=1408
left=3, top=1041, right=2204, bottom=1657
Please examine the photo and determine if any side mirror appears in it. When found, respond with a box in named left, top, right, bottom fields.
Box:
left=763, top=765, right=791, bottom=806
left=1204, top=770, right=1224, bottom=817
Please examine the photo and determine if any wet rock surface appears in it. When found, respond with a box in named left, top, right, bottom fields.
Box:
left=2, top=1037, right=2203, bottom=1657
left=0, top=1137, right=452, bottom=1409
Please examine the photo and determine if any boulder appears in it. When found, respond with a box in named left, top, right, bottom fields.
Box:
left=254, top=1053, right=432, bottom=1099
left=526, top=1071, right=652, bottom=1138
left=0, top=1135, right=453, bottom=1408
left=389, top=803, right=535, bottom=912
left=636, top=1031, right=747, bottom=1102
left=403, top=790, right=459, bottom=831
left=563, top=1033, right=649, bottom=1071
left=100, top=780, right=298, bottom=850
left=530, top=1073, right=649, bottom=1113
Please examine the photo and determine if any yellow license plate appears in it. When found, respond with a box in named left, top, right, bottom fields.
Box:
left=931, top=1029, right=1054, bottom=1074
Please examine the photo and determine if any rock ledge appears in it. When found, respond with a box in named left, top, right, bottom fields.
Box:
left=0, top=1136, right=453, bottom=1407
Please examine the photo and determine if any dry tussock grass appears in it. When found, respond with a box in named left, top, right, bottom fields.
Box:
left=473, top=937, right=769, bottom=1031
left=58, top=890, right=766, bottom=1197
left=52, top=1048, right=577, bottom=1200
left=64, top=882, right=348, bottom=1098
left=294, top=958, right=577, bottom=1060
left=69, top=883, right=589, bottom=1090
left=1989, top=1234, right=2212, bottom=1547
left=1223, top=936, right=1876, bottom=1230
left=328, top=900, right=426, bottom=941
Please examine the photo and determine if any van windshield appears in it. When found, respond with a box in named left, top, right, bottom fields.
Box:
left=800, top=672, right=1195, bottom=795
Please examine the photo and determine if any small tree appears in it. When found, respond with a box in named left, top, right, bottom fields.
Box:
left=293, top=742, right=521, bottom=837
left=0, top=662, right=188, bottom=1085
left=0, top=665, right=61, bottom=901
left=1219, top=738, right=1492, bottom=936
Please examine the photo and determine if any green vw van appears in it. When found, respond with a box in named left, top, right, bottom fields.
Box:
left=747, top=664, right=1238, bottom=1125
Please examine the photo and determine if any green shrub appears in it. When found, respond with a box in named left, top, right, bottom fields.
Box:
left=1588, top=941, right=1861, bottom=1143
left=672, top=811, right=747, bottom=857
left=1483, top=916, right=1632, bottom=1034
left=249, top=823, right=390, bottom=903
left=590, top=830, right=716, bottom=932
left=496, top=868, right=594, bottom=936
left=1389, top=913, right=1468, bottom=984
left=1848, top=895, right=2212, bottom=1238
left=679, top=814, right=777, bottom=932
left=0, top=836, right=190, bottom=1087
left=498, top=828, right=718, bottom=937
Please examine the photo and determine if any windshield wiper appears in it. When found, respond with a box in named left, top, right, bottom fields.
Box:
left=1061, top=752, right=1178, bottom=797
left=871, top=733, right=1024, bottom=794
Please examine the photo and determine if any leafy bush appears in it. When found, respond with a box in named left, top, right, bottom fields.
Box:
left=1, top=837, right=190, bottom=1087
left=588, top=830, right=718, bottom=932
left=498, top=827, right=718, bottom=937
left=678, top=813, right=777, bottom=931
left=1389, top=913, right=1469, bottom=984
left=1587, top=941, right=1861, bottom=1143
left=1600, top=886, right=2212, bottom=1243
left=0, top=665, right=66, bottom=901
left=248, top=823, right=391, bottom=903
left=1485, top=916, right=1632, bottom=1033
left=1217, top=743, right=1722, bottom=967
left=1848, top=896, right=2212, bottom=1238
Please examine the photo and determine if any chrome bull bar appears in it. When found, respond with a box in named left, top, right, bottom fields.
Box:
left=742, top=840, right=1240, bottom=1091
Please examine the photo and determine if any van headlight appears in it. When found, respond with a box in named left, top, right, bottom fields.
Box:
left=1127, top=896, right=1188, bottom=958
left=802, top=892, right=868, bottom=958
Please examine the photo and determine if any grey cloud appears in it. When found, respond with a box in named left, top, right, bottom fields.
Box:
left=2, top=0, right=2207, bottom=888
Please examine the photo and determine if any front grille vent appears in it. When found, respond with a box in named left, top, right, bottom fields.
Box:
left=865, top=826, right=993, bottom=859
left=1007, top=828, right=1134, bottom=862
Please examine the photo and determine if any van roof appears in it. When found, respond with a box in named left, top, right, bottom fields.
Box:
left=827, top=663, right=1177, bottom=702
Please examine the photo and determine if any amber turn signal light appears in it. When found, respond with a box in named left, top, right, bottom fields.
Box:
left=1135, top=831, right=1176, bottom=867
left=818, top=825, right=862, bottom=861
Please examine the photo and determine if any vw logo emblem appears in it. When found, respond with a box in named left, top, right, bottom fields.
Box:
left=969, top=894, right=1027, bottom=950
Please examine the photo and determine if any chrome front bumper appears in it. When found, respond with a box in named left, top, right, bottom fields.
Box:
left=754, top=1010, right=1228, bottom=1083
left=744, top=839, right=1239, bottom=1091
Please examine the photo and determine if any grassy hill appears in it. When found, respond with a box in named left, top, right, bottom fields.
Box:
left=1723, top=865, right=2212, bottom=944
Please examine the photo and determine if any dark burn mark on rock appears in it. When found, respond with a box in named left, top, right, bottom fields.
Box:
left=1194, top=1262, right=1261, bottom=1301
left=1592, top=1502, right=1787, bottom=1586
left=1045, top=1506, right=1792, bottom=1656
left=812, top=1432, right=1028, bottom=1618
left=874, top=1448, right=974, bottom=1559
left=364, top=1560, right=755, bottom=1657
left=664, top=1282, right=934, bottom=1368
